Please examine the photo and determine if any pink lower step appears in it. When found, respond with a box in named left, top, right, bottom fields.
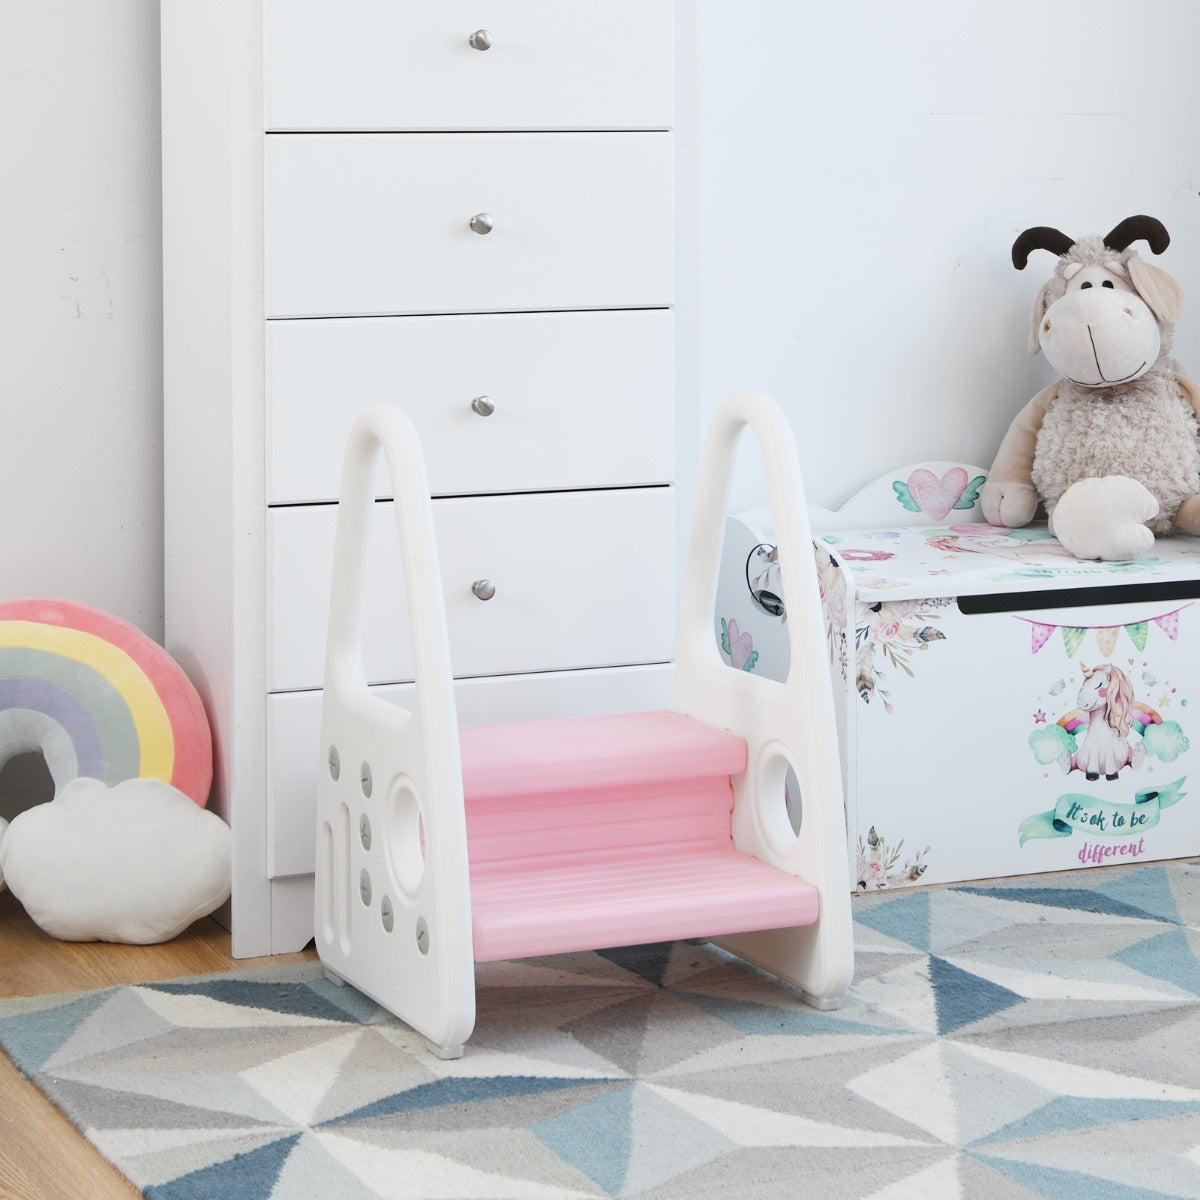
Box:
left=457, top=710, right=819, bottom=962
left=470, top=847, right=819, bottom=962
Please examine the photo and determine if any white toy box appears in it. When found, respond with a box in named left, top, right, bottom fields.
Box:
left=717, top=463, right=1200, bottom=892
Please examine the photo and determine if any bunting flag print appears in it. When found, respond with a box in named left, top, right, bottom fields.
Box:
left=1156, top=609, right=1182, bottom=640
left=1029, top=622, right=1055, bottom=654
left=1061, top=626, right=1086, bottom=657
left=1021, top=605, right=1191, bottom=656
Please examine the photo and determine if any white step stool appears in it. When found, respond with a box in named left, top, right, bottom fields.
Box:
left=314, top=391, right=855, bottom=1057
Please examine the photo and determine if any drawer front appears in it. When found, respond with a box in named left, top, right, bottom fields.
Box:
left=266, top=0, right=673, bottom=133
left=268, top=310, right=674, bottom=504
left=269, top=487, right=676, bottom=692
left=266, top=133, right=674, bottom=318
left=267, top=664, right=676, bottom=879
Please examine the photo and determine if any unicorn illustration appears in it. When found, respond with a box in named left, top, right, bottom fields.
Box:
left=925, top=525, right=1076, bottom=563
left=1058, top=662, right=1146, bottom=781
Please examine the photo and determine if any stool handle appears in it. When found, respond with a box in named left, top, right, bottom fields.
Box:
left=674, top=390, right=854, bottom=1008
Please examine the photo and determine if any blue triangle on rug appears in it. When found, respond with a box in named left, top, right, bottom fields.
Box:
left=531, top=1082, right=634, bottom=1194
left=973, top=1149, right=1182, bottom=1199
left=973, top=1094, right=1200, bottom=1147
left=853, top=890, right=932, bottom=950
left=961, top=886, right=1157, bottom=922
left=144, top=1132, right=301, bottom=1200
left=142, top=979, right=364, bottom=1023
left=1095, top=866, right=1182, bottom=925
left=929, top=955, right=1022, bottom=1034
left=595, top=942, right=675, bottom=987
left=324, top=1074, right=607, bottom=1125
left=0, top=991, right=112, bottom=1074
left=1114, top=928, right=1200, bottom=995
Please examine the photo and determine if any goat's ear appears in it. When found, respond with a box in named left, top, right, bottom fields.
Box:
left=1128, top=256, right=1183, bottom=323
left=1028, top=280, right=1052, bottom=355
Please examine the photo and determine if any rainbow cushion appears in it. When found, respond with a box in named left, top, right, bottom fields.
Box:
left=0, top=598, right=212, bottom=807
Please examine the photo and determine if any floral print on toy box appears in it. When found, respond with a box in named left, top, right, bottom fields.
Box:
left=714, top=513, right=1200, bottom=892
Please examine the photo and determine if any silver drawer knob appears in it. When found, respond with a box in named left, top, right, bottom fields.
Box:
left=468, top=29, right=493, bottom=51
left=469, top=212, right=494, bottom=236
left=470, top=395, right=495, bottom=417
left=471, top=579, right=496, bottom=601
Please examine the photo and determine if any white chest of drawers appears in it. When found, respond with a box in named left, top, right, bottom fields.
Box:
left=161, top=1, right=686, bottom=956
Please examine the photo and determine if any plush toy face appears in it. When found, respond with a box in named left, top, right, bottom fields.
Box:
left=1038, top=262, right=1161, bottom=388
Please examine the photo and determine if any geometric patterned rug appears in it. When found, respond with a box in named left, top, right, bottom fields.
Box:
left=2, top=861, right=1199, bottom=1199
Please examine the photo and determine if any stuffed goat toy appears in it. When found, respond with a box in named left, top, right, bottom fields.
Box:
left=981, top=215, right=1200, bottom=560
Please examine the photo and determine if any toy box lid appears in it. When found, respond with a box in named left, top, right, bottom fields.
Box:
left=816, top=523, right=1200, bottom=604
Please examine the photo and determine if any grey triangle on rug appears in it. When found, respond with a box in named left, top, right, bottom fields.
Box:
left=2, top=861, right=1199, bottom=1199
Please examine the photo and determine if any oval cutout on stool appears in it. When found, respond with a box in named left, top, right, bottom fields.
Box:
left=385, top=777, right=426, bottom=900
left=784, top=763, right=803, bottom=836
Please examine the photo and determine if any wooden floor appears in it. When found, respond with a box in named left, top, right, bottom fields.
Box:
left=0, top=890, right=317, bottom=1200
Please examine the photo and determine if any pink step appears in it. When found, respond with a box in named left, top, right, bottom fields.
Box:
left=457, top=710, right=820, bottom=962
left=470, top=847, right=819, bottom=962
left=459, top=709, right=747, bottom=800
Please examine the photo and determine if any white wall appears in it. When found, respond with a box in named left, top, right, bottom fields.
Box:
left=7, top=1, right=1199, bottom=623
left=697, top=0, right=1200, bottom=512
left=1, top=2, right=163, bottom=636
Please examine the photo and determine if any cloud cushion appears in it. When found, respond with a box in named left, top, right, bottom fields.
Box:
left=0, top=777, right=231, bottom=943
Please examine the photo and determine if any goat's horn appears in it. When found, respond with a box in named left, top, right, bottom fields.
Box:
left=1103, top=215, right=1170, bottom=255
left=1011, top=226, right=1075, bottom=269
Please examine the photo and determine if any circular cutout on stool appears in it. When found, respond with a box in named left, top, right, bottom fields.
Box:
left=0, top=598, right=212, bottom=805
left=757, top=746, right=805, bottom=853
